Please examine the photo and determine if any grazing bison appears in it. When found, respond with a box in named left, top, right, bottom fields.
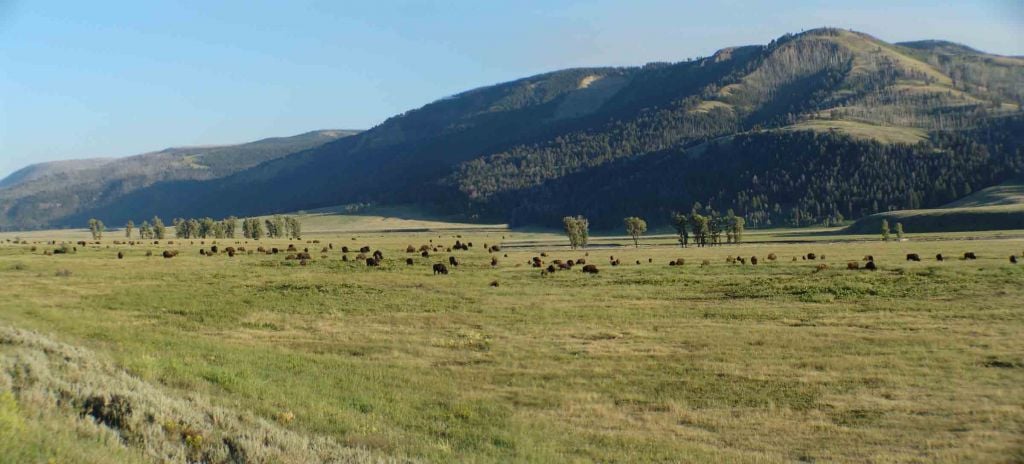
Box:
left=806, top=253, right=817, bottom=260
left=491, top=257, right=499, bottom=267
left=341, top=246, right=350, bottom=253
left=581, top=264, right=599, bottom=274
left=432, top=263, right=449, bottom=275
left=847, top=261, right=859, bottom=270
left=373, top=250, right=384, bottom=261
left=449, top=256, right=459, bottom=267
left=906, top=253, right=921, bottom=262
left=750, top=256, right=758, bottom=265
left=575, top=258, right=585, bottom=265
left=737, top=257, right=746, bottom=265
left=162, top=250, right=178, bottom=259
left=865, top=261, right=877, bottom=271
left=635, top=260, right=641, bottom=265
left=360, top=246, right=371, bottom=253
left=489, top=280, right=499, bottom=287
left=767, top=253, right=777, bottom=261
left=297, top=252, right=312, bottom=260
left=936, top=253, right=944, bottom=261
left=1011, top=255, right=1018, bottom=264
left=421, top=250, right=430, bottom=258
left=406, top=245, right=417, bottom=253
left=489, top=245, right=501, bottom=252
left=546, top=264, right=557, bottom=273
left=813, top=263, right=829, bottom=272
left=863, top=255, right=874, bottom=262
left=366, top=258, right=379, bottom=267
left=272, top=248, right=280, bottom=254
left=406, top=258, right=414, bottom=265
left=342, top=255, right=350, bottom=262
left=964, top=252, right=977, bottom=260
left=611, top=259, right=621, bottom=266
left=117, top=252, right=124, bottom=260
left=210, top=245, right=218, bottom=254
left=145, top=251, right=153, bottom=257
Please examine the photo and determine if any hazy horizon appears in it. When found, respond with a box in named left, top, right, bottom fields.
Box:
left=1, top=0, right=1022, bottom=178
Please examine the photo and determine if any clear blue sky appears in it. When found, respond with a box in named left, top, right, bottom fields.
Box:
left=1, top=0, right=1021, bottom=178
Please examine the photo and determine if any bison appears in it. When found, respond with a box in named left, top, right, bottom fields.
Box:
left=366, top=258, right=379, bottom=267
left=847, top=261, right=859, bottom=270
left=750, top=256, right=758, bottom=265
left=1011, top=255, right=1018, bottom=264
left=581, top=264, right=599, bottom=274
left=491, top=257, right=499, bottom=267
left=432, top=263, right=449, bottom=275
left=406, top=258, right=414, bottom=265
left=936, top=253, right=944, bottom=261
left=449, top=256, right=460, bottom=267
left=117, top=251, right=124, bottom=260
left=865, top=261, right=877, bottom=271
left=906, top=253, right=921, bottom=262
left=162, top=250, right=177, bottom=259
left=964, top=252, right=977, bottom=260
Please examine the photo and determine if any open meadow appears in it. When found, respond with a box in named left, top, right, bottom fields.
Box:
left=1, top=216, right=1023, bottom=463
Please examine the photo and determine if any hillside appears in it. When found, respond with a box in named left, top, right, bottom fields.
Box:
left=846, top=178, right=1024, bottom=233
left=0, top=130, right=358, bottom=229
left=8, top=28, right=1024, bottom=230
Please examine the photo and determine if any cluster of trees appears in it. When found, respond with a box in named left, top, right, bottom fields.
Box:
left=172, top=217, right=238, bottom=239
left=671, top=208, right=746, bottom=247
left=239, top=216, right=301, bottom=240
left=87, top=219, right=104, bottom=240
left=562, top=216, right=589, bottom=249
left=881, top=219, right=906, bottom=241
left=136, top=217, right=167, bottom=239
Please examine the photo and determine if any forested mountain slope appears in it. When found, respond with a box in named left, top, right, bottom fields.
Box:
left=8, top=28, right=1024, bottom=230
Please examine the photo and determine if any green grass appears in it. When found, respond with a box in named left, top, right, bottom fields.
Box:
left=1, top=222, right=1023, bottom=462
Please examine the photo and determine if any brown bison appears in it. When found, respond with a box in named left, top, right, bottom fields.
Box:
left=341, top=246, right=350, bottom=253
left=117, top=252, right=124, bottom=260
left=581, top=264, right=599, bottom=274
left=806, top=253, right=817, bottom=260
left=449, top=256, right=459, bottom=267
left=162, top=250, right=178, bottom=259
left=491, top=257, right=499, bottom=267
left=432, top=263, right=449, bottom=275
left=847, top=261, right=859, bottom=270
left=1011, top=255, right=1018, bottom=264
left=767, top=253, right=777, bottom=261
left=750, top=256, right=758, bottom=265
left=373, top=250, right=384, bottom=261
left=865, top=261, right=877, bottom=271
left=936, top=253, right=944, bottom=261
left=366, top=258, right=379, bottom=267
left=406, top=258, right=414, bottom=265
left=906, top=253, right=921, bottom=262
left=421, top=250, right=430, bottom=258
left=964, top=252, right=977, bottom=260
left=406, top=245, right=417, bottom=253
left=360, top=246, right=371, bottom=253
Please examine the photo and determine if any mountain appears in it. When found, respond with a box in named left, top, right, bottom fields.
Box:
left=7, top=28, right=1024, bottom=231
left=0, top=130, right=359, bottom=229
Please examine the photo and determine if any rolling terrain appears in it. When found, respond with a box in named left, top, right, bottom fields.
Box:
left=846, top=178, right=1024, bottom=233
left=0, top=130, right=358, bottom=230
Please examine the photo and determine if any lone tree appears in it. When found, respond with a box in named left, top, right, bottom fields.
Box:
left=624, top=217, right=647, bottom=248
left=152, top=216, right=166, bottom=240
left=881, top=219, right=891, bottom=242
left=125, top=220, right=134, bottom=239
left=88, top=219, right=105, bottom=240
left=728, top=212, right=745, bottom=244
left=562, top=216, right=589, bottom=249
left=671, top=212, right=689, bottom=247
left=895, top=222, right=904, bottom=240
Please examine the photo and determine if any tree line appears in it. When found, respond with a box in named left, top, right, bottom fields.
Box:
left=88, top=215, right=301, bottom=240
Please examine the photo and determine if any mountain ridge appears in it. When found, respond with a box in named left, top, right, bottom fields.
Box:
left=5, top=28, right=1023, bottom=231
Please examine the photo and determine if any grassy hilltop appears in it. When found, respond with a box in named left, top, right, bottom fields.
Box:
left=1, top=213, right=1023, bottom=463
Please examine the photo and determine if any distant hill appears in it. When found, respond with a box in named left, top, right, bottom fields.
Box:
left=0, top=130, right=358, bottom=229
left=0, top=158, right=114, bottom=189
left=846, top=178, right=1024, bottom=233
left=6, top=28, right=1024, bottom=231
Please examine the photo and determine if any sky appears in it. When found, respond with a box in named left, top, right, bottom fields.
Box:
left=1, top=0, right=1022, bottom=178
